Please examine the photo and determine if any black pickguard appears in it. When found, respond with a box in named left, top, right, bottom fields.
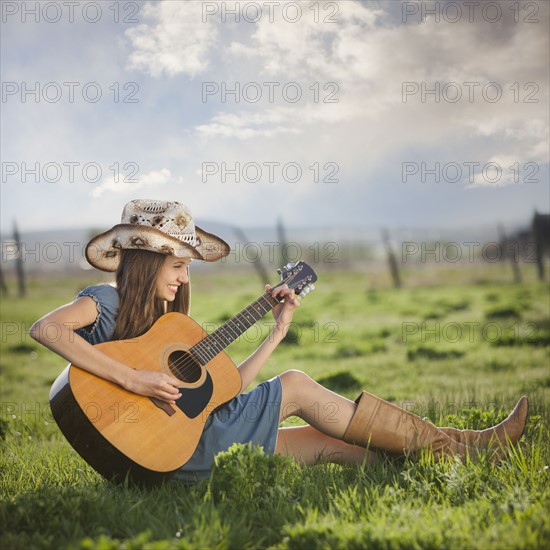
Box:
left=174, top=371, right=214, bottom=418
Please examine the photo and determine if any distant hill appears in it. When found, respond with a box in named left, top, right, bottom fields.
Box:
left=0, top=221, right=529, bottom=275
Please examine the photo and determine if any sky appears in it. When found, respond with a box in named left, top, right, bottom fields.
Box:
left=1, top=0, right=549, bottom=236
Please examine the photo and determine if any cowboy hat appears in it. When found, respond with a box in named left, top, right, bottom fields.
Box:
left=85, top=199, right=230, bottom=272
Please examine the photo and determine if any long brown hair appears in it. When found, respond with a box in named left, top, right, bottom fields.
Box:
left=113, top=249, right=191, bottom=340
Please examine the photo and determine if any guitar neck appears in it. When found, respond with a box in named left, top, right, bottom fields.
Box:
left=190, top=292, right=281, bottom=365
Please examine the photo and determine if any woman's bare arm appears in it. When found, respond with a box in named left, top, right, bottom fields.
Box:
left=30, top=297, right=182, bottom=403
left=237, top=285, right=300, bottom=391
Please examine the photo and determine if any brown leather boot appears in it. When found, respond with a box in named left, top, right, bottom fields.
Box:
left=343, top=391, right=499, bottom=462
left=438, top=396, right=529, bottom=449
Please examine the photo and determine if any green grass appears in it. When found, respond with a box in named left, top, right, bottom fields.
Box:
left=1, top=267, right=549, bottom=549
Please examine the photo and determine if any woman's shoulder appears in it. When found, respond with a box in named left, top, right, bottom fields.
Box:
left=77, top=283, right=119, bottom=307
left=75, top=284, right=119, bottom=345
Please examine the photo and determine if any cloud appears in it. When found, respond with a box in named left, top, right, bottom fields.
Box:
left=185, top=0, right=548, bottom=191
left=2, top=0, right=548, bottom=233
left=195, top=102, right=354, bottom=139
left=90, top=168, right=180, bottom=198
left=125, top=2, right=218, bottom=77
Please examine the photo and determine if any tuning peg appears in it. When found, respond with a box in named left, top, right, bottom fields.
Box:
left=301, top=284, right=315, bottom=297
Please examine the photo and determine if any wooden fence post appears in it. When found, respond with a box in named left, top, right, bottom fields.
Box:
left=276, top=216, right=289, bottom=267
left=497, top=224, right=521, bottom=283
left=532, top=212, right=550, bottom=281
left=381, top=228, right=401, bottom=288
left=0, top=264, right=7, bottom=295
left=13, top=222, right=26, bottom=297
left=233, top=227, right=270, bottom=284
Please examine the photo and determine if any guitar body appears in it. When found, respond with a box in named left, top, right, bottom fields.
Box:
left=49, top=312, right=242, bottom=486
left=49, top=261, right=317, bottom=486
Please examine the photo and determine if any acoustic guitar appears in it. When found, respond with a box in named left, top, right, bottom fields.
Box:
left=49, top=261, right=317, bottom=486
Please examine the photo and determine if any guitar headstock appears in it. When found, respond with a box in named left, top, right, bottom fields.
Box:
left=276, top=261, right=317, bottom=298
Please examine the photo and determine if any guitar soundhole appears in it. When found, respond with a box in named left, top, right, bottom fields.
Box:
left=168, top=350, right=202, bottom=383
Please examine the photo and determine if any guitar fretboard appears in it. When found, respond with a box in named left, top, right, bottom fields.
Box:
left=190, top=292, right=281, bottom=365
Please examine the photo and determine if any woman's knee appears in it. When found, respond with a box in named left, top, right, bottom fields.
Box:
left=279, top=370, right=317, bottom=407
left=279, top=369, right=314, bottom=392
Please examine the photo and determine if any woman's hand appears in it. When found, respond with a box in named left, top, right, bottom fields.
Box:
left=123, top=370, right=182, bottom=404
left=266, top=284, right=301, bottom=339
left=237, top=284, right=301, bottom=391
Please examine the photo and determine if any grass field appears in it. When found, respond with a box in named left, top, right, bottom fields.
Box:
left=1, top=263, right=549, bottom=549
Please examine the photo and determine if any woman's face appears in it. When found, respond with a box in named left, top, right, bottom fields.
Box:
left=155, top=255, right=191, bottom=301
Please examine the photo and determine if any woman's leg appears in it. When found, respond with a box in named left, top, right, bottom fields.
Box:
left=278, top=370, right=357, bottom=439
left=277, top=370, right=460, bottom=459
left=277, top=370, right=526, bottom=461
left=275, top=425, right=377, bottom=466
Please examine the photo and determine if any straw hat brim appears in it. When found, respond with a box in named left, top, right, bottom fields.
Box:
left=85, top=224, right=230, bottom=272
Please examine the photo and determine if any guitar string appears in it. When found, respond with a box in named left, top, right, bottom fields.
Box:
left=168, top=291, right=279, bottom=380
left=169, top=274, right=311, bottom=377
left=167, top=269, right=312, bottom=380
left=168, top=293, right=275, bottom=379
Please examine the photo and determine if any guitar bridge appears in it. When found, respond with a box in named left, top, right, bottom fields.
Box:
left=149, top=397, right=176, bottom=416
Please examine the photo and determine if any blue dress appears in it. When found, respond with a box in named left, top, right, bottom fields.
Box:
left=75, top=284, right=283, bottom=481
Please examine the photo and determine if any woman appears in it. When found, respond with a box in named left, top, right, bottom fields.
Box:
left=31, top=199, right=529, bottom=481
